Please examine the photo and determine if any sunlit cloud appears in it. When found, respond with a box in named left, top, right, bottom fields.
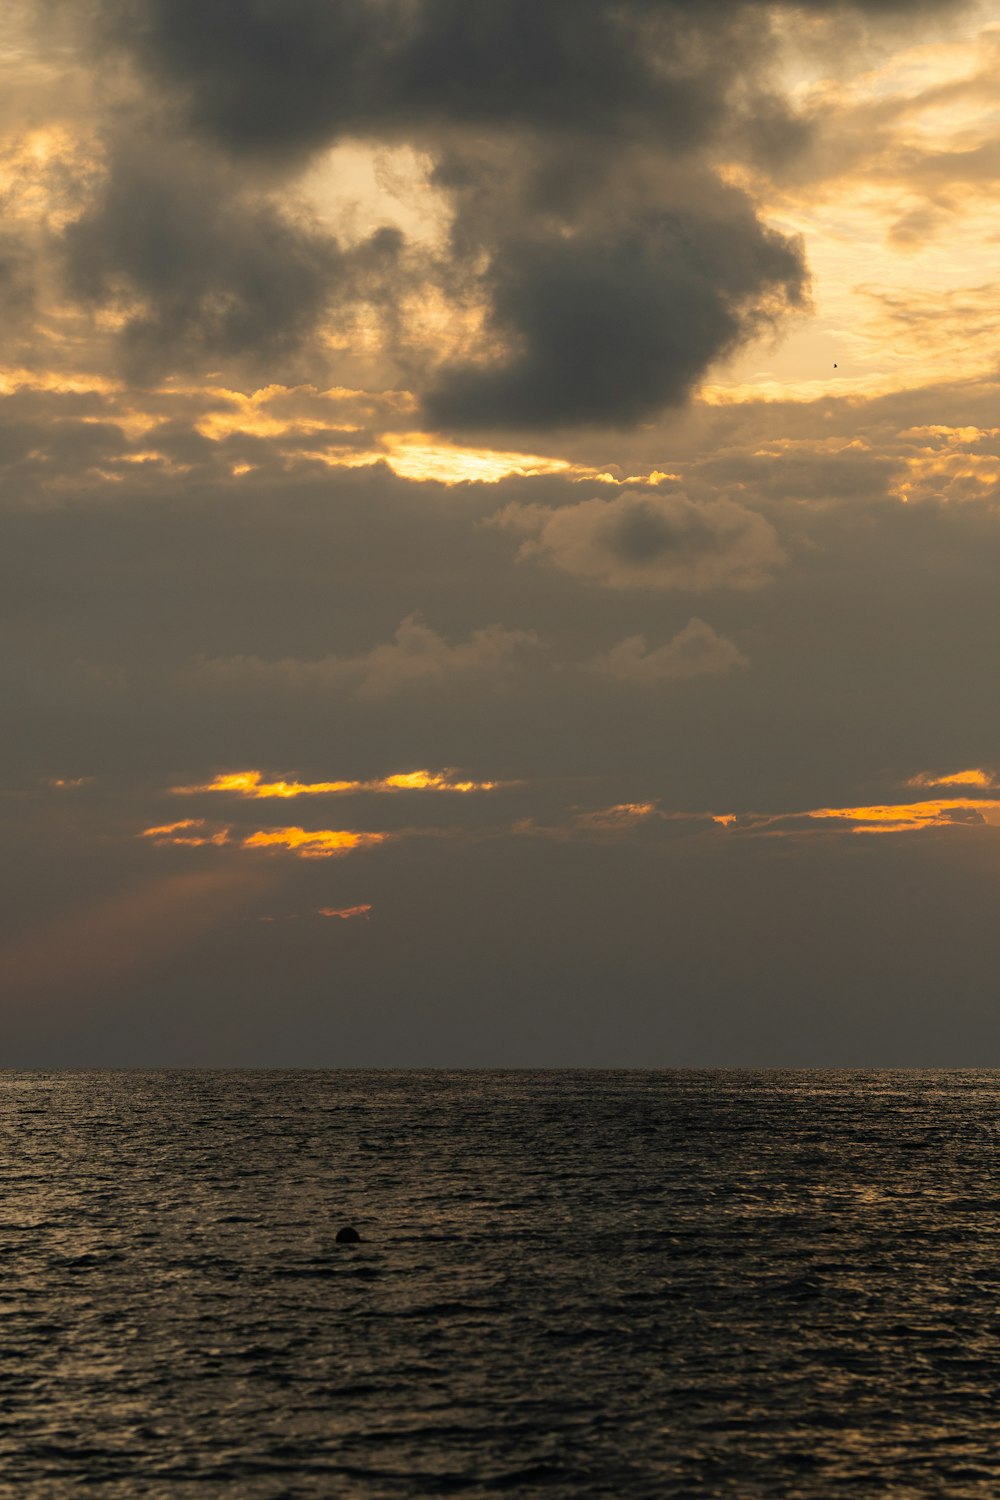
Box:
left=379, top=433, right=587, bottom=485
left=241, top=827, right=388, bottom=859
left=807, top=799, right=1000, bottom=833
left=142, top=819, right=231, bottom=848
left=170, top=768, right=505, bottom=798
left=189, top=389, right=607, bottom=484
left=714, top=797, right=1000, bottom=836
left=142, top=821, right=388, bottom=859
left=890, top=425, right=1000, bottom=504
left=906, top=767, right=998, bottom=790
left=0, top=123, right=101, bottom=233
left=710, top=14, right=1000, bottom=406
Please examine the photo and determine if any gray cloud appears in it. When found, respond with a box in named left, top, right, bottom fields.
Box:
left=594, top=619, right=749, bottom=684
left=3, top=382, right=1000, bottom=1064
left=63, top=131, right=409, bottom=382
left=8, top=0, right=1000, bottom=1068
left=424, top=193, right=806, bottom=430
left=493, top=489, right=784, bottom=590
left=46, top=0, right=959, bottom=424
left=77, top=1, right=754, bottom=159
left=194, top=615, right=537, bottom=701
left=81, top=1, right=961, bottom=160
left=0, top=234, right=35, bottom=328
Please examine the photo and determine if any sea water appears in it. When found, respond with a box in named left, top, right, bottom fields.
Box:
left=3, top=1070, right=999, bottom=1497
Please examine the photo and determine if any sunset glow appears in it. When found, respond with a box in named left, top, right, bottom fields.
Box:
left=12, top=7, right=1000, bottom=1485
left=906, top=768, right=998, bottom=790
left=241, top=828, right=388, bottom=859
left=712, top=797, right=1000, bottom=836
left=171, top=769, right=503, bottom=798
left=142, top=820, right=232, bottom=848
left=8, top=0, right=1000, bottom=1074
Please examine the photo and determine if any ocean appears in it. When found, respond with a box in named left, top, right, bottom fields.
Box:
left=3, top=1069, right=999, bottom=1497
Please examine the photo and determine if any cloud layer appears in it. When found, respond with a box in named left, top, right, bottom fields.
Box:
left=5, top=0, right=1000, bottom=1066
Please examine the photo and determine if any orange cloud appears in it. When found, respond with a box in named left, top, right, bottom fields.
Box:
left=142, top=816, right=392, bottom=860
left=318, top=904, right=372, bottom=920
left=808, top=799, right=1000, bottom=833
left=171, top=767, right=503, bottom=798
left=242, top=827, right=388, bottom=859
left=906, top=768, right=997, bottom=790
left=714, top=797, right=1000, bottom=836
left=142, top=819, right=231, bottom=847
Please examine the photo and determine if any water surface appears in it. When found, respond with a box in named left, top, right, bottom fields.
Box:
left=3, top=1070, right=999, bottom=1496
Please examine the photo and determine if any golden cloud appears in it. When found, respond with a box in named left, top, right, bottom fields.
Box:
left=141, top=818, right=386, bottom=858
left=140, top=819, right=232, bottom=848
left=170, top=768, right=503, bottom=798
left=906, top=767, right=998, bottom=790
left=714, top=797, right=1000, bottom=836
left=241, top=827, right=388, bottom=859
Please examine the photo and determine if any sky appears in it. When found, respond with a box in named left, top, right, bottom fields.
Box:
left=3, top=0, right=1000, bottom=1066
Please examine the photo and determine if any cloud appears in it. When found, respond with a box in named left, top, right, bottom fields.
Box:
left=906, top=767, right=999, bottom=790
left=424, top=186, right=807, bottom=431
left=141, top=819, right=231, bottom=848
left=35, top=0, right=820, bottom=422
left=242, top=827, right=388, bottom=858
left=594, top=619, right=749, bottom=684
left=195, top=614, right=537, bottom=699
left=26, top=0, right=969, bottom=429
left=71, top=1, right=754, bottom=160
left=514, top=800, right=665, bottom=843
left=170, top=768, right=503, bottom=797
left=717, top=796, right=1000, bottom=836
left=81, top=1, right=961, bottom=161
left=62, top=130, right=407, bottom=382
left=0, top=233, right=35, bottom=330
left=493, top=489, right=783, bottom=590
left=141, top=820, right=388, bottom=859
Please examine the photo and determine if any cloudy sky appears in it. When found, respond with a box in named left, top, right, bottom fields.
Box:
left=3, top=0, right=1000, bottom=1065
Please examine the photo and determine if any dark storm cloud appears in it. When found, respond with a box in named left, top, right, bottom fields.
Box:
left=44, top=0, right=956, bottom=426
left=83, top=0, right=960, bottom=159
left=62, top=132, right=406, bottom=381
left=425, top=198, right=806, bottom=429
left=79, top=0, right=749, bottom=157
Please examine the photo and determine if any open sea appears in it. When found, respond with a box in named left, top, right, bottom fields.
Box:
left=3, top=1069, right=1000, bottom=1497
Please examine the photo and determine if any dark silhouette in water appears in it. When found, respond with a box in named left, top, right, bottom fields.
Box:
left=335, top=1226, right=361, bottom=1244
